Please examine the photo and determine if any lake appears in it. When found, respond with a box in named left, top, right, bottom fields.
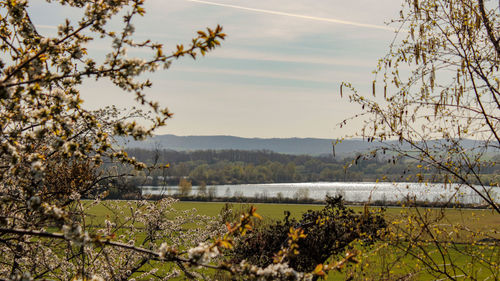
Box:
left=139, top=182, right=498, bottom=204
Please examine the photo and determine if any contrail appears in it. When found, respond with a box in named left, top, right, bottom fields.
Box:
left=185, top=0, right=395, bottom=31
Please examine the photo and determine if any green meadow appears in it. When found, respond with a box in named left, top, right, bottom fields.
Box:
left=86, top=200, right=499, bottom=224
left=84, top=201, right=499, bottom=280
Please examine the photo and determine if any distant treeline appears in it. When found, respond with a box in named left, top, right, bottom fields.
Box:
left=125, top=149, right=499, bottom=186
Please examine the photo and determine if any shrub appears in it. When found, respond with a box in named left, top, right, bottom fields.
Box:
left=231, top=196, right=387, bottom=272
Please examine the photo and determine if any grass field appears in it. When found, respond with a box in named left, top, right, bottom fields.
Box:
left=86, top=200, right=500, bottom=230
left=84, top=200, right=499, bottom=280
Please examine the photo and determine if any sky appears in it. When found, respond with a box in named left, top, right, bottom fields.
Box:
left=30, top=0, right=403, bottom=139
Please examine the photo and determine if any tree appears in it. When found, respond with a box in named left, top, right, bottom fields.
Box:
left=341, top=0, right=499, bottom=212
left=0, top=1, right=360, bottom=280
left=178, top=177, right=192, bottom=197
left=341, top=0, right=499, bottom=279
left=197, top=181, right=208, bottom=197
left=0, top=0, right=249, bottom=280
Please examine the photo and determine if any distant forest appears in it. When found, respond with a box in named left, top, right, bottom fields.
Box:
left=125, top=149, right=499, bottom=186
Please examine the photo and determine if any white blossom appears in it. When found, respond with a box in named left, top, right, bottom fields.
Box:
left=188, top=242, right=220, bottom=264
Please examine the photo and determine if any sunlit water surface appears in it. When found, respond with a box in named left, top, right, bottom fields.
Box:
left=140, top=182, right=499, bottom=204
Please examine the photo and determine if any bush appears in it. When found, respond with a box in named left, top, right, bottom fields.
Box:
left=231, top=196, right=386, bottom=272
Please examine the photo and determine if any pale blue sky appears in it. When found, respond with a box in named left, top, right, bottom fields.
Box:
left=30, top=0, right=402, bottom=138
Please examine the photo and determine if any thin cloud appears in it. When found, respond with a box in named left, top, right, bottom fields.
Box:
left=35, top=24, right=57, bottom=29
left=169, top=65, right=367, bottom=86
left=185, top=0, right=396, bottom=31
left=211, top=48, right=375, bottom=68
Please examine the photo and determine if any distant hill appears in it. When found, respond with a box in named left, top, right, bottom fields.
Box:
left=120, top=134, right=489, bottom=157
left=120, top=134, right=382, bottom=157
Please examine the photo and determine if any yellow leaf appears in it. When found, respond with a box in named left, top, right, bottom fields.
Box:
left=313, top=264, right=325, bottom=276
left=252, top=211, right=262, bottom=220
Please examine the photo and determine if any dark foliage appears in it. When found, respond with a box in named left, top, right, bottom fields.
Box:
left=105, top=177, right=142, bottom=200
left=230, top=196, right=387, bottom=272
left=126, top=148, right=500, bottom=186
